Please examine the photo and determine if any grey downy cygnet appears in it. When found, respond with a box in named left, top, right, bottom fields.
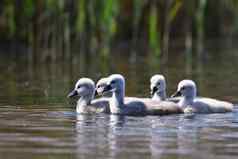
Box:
left=150, top=74, right=181, bottom=102
left=171, top=79, right=234, bottom=114
left=68, top=78, right=110, bottom=114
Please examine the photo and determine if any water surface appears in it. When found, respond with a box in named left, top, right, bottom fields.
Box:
left=0, top=43, right=238, bottom=159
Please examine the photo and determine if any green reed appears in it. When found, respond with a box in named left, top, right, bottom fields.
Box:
left=1, top=0, right=238, bottom=62
left=148, top=3, right=160, bottom=57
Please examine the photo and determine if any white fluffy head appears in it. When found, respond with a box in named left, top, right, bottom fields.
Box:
left=107, top=74, right=125, bottom=93
left=150, top=74, right=166, bottom=93
left=68, top=78, right=95, bottom=98
left=96, top=77, right=108, bottom=94
left=177, top=79, right=197, bottom=98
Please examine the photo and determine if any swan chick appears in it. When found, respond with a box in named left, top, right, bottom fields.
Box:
left=150, top=74, right=181, bottom=103
left=68, top=78, right=109, bottom=114
left=98, top=74, right=147, bottom=115
left=150, top=74, right=167, bottom=101
left=172, top=80, right=234, bottom=114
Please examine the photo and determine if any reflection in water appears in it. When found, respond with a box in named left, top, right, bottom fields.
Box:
left=109, top=115, right=125, bottom=128
left=176, top=116, right=200, bottom=157
left=0, top=106, right=237, bottom=159
left=74, top=113, right=238, bottom=159
left=75, top=114, right=127, bottom=159
left=150, top=113, right=238, bottom=159
left=75, top=114, right=107, bottom=158
left=108, top=115, right=125, bottom=159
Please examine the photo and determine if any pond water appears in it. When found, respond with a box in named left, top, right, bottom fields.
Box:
left=0, top=42, right=238, bottom=159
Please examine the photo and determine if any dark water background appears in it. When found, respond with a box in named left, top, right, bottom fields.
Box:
left=0, top=42, right=238, bottom=159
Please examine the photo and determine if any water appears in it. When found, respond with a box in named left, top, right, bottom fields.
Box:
left=0, top=43, right=238, bottom=159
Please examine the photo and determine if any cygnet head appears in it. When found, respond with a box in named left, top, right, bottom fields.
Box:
left=68, top=78, right=95, bottom=100
left=150, top=74, right=166, bottom=96
left=172, top=80, right=197, bottom=99
left=99, top=74, right=125, bottom=96
left=96, top=77, right=108, bottom=95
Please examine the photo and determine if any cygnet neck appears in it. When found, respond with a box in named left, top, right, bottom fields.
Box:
left=153, top=90, right=166, bottom=101
left=179, top=94, right=194, bottom=108
left=110, top=89, right=124, bottom=114
left=77, top=95, right=92, bottom=113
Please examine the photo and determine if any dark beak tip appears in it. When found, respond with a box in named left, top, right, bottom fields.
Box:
left=67, top=90, right=78, bottom=98
left=151, top=87, right=157, bottom=96
left=171, top=91, right=181, bottom=98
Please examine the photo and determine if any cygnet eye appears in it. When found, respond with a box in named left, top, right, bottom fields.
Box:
left=77, top=85, right=81, bottom=89
left=97, top=85, right=102, bottom=88
left=157, top=82, right=160, bottom=86
left=111, top=80, right=116, bottom=84
left=180, top=87, right=185, bottom=90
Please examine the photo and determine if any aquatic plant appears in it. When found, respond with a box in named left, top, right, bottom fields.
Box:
left=0, top=0, right=238, bottom=61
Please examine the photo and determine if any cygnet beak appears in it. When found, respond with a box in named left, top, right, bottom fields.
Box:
left=99, top=84, right=112, bottom=95
left=150, top=86, right=158, bottom=96
left=67, top=90, right=78, bottom=98
left=171, top=90, right=182, bottom=98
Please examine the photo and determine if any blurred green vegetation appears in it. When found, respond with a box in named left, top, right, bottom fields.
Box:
left=0, top=0, right=238, bottom=61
